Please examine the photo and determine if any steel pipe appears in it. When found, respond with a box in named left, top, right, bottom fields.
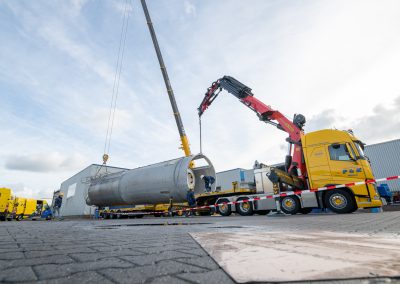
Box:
left=86, top=154, right=215, bottom=206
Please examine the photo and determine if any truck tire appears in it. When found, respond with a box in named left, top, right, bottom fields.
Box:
left=299, top=208, right=312, bottom=214
left=256, top=210, right=270, bottom=215
left=324, top=189, right=356, bottom=214
left=217, top=199, right=232, bottom=216
left=235, top=197, right=254, bottom=216
left=280, top=196, right=300, bottom=215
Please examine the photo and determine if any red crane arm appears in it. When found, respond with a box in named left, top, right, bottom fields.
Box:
left=198, top=76, right=307, bottom=179
left=198, top=76, right=305, bottom=143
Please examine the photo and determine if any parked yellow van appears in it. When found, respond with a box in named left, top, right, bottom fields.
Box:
left=12, top=197, right=27, bottom=220
left=23, top=199, right=37, bottom=219
left=0, top=188, right=15, bottom=221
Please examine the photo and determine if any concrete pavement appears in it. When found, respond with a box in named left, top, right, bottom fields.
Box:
left=0, top=211, right=399, bottom=283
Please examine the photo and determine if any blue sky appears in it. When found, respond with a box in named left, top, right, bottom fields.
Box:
left=1, top=0, right=400, bottom=200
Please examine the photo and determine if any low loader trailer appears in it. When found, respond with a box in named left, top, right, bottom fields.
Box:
left=99, top=203, right=188, bottom=219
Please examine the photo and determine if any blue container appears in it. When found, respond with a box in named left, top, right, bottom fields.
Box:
left=377, top=184, right=392, bottom=198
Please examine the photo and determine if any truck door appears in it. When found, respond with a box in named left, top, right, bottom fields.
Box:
left=327, top=143, right=368, bottom=194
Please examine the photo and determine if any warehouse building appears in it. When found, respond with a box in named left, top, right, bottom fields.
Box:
left=365, top=138, right=400, bottom=192
left=59, top=164, right=128, bottom=217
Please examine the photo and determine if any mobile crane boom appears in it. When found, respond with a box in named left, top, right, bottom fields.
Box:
left=141, top=0, right=191, bottom=156
left=198, top=76, right=306, bottom=177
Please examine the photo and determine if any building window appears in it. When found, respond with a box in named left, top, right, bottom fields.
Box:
left=328, top=144, right=352, bottom=161
left=67, top=183, right=76, bottom=198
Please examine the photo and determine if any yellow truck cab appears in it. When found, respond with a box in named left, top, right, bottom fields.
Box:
left=302, top=129, right=382, bottom=212
left=0, top=188, right=15, bottom=221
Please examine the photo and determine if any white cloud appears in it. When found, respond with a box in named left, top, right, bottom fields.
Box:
left=69, top=0, right=89, bottom=16
left=4, top=183, right=53, bottom=201
left=112, top=0, right=133, bottom=15
left=184, top=1, right=196, bottom=16
left=306, top=96, right=400, bottom=144
left=5, top=152, right=87, bottom=173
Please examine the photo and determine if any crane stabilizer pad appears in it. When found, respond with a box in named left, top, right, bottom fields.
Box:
left=110, top=175, right=399, bottom=217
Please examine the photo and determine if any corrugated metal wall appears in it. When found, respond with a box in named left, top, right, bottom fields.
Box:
left=59, top=164, right=128, bottom=216
left=365, top=139, right=400, bottom=192
left=216, top=168, right=254, bottom=191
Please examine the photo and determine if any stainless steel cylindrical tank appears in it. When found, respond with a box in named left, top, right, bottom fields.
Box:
left=86, top=154, right=216, bottom=206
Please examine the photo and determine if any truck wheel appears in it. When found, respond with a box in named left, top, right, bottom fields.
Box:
left=256, top=210, right=270, bottom=215
left=0, top=216, right=5, bottom=221
left=217, top=199, right=232, bottom=216
left=280, top=196, right=300, bottom=215
left=300, top=208, right=312, bottom=214
left=324, top=189, right=356, bottom=214
left=235, top=198, right=254, bottom=216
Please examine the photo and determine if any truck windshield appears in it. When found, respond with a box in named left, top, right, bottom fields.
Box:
left=354, top=141, right=366, bottom=159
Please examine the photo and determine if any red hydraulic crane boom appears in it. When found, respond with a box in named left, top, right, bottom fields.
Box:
left=198, top=76, right=307, bottom=179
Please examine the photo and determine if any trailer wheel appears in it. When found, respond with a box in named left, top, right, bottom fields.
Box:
left=324, top=189, right=356, bottom=214
left=299, top=208, right=312, bottom=214
left=256, top=210, right=270, bottom=215
left=280, top=196, right=300, bottom=215
left=116, top=211, right=122, bottom=219
left=217, top=199, right=232, bottom=216
left=235, top=198, right=254, bottom=216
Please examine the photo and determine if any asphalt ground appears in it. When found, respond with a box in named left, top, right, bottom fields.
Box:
left=0, top=211, right=400, bottom=284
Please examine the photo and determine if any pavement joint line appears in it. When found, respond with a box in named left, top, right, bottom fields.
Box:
left=95, top=269, right=120, bottom=284
left=173, top=275, right=200, bottom=284
left=68, top=253, right=145, bottom=263
left=153, top=258, right=210, bottom=270
left=175, top=269, right=237, bottom=284
left=156, top=273, right=198, bottom=284
left=173, top=249, right=207, bottom=257
left=30, top=265, right=40, bottom=282
left=115, top=256, right=139, bottom=267
left=31, top=262, right=136, bottom=281
left=67, top=254, right=83, bottom=263
left=173, top=258, right=216, bottom=271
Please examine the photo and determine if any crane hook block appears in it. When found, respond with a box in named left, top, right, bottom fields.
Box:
left=102, top=154, right=109, bottom=165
